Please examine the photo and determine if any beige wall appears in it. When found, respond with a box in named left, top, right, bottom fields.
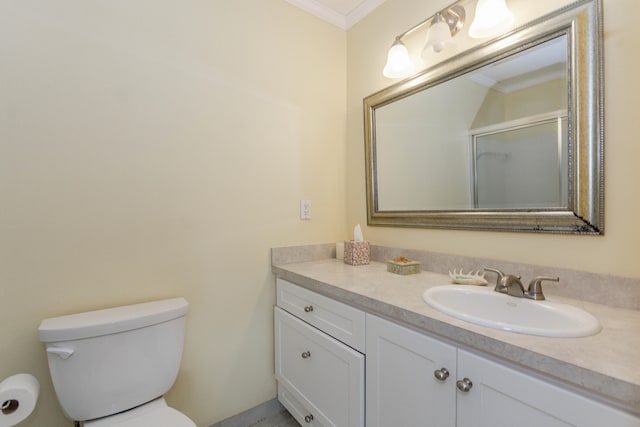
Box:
left=472, top=78, right=568, bottom=127
left=0, top=1, right=346, bottom=426
left=347, top=0, right=640, bottom=278
left=375, top=77, right=488, bottom=210
left=2, top=0, right=638, bottom=425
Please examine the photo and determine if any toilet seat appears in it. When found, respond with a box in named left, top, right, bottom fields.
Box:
left=84, top=398, right=195, bottom=427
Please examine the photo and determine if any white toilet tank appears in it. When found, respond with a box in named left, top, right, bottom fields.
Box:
left=38, top=298, right=189, bottom=422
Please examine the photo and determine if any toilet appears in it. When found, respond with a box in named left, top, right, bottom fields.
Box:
left=38, top=297, right=196, bottom=426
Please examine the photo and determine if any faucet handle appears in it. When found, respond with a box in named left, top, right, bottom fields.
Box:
left=483, top=267, right=505, bottom=281
left=525, top=276, right=559, bottom=301
left=484, top=267, right=507, bottom=293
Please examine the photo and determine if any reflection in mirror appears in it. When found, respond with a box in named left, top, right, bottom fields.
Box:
left=365, top=0, right=603, bottom=234
left=473, top=113, right=569, bottom=209
left=375, top=36, right=568, bottom=211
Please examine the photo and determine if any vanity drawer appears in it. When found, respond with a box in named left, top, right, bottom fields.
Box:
left=274, top=307, right=365, bottom=427
left=278, top=384, right=321, bottom=426
left=276, top=278, right=365, bottom=352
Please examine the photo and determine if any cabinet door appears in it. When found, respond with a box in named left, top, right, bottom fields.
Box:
left=457, top=349, right=640, bottom=427
left=275, top=307, right=364, bottom=427
left=366, top=314, right=457, bottom=427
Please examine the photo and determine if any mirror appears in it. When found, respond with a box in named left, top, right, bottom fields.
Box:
left=364, top=0, right=603, bottom=234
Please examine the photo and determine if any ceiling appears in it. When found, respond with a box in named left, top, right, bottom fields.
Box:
left=286, top=0, right=387, bottom=29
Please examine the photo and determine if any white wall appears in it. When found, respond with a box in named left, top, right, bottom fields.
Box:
left=0, top=1, right=346, bottom=425
left=347, top=0, right=640, bottom=279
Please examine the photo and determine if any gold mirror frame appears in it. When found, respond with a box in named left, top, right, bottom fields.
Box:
left=364, top=0, right=603, bottom=234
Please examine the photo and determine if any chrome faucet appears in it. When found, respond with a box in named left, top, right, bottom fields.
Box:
left=503, top=274, right=526, bottom=297
left=484, top=267, right=559, bottom=301
left=484, top=267, right=524, bottom=297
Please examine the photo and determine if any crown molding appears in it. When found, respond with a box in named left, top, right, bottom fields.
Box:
left=286, top=0, right=385, bottom=30
left=345, top=0, right=386, bottom=29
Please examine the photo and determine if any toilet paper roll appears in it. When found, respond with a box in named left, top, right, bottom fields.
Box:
left=0, top=374, right=39, bottom=427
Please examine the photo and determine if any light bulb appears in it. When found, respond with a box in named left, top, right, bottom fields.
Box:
left=423, top=14, right=454, bottom=56
left=469, top=0, right=514, bottom=39
left=383, top=38, right=416, bottom=78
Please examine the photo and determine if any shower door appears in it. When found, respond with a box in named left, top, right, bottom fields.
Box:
left=471, top=114, right=568, bottom=209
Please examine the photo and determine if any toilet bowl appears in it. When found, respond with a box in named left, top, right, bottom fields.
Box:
left=38, top=298, right=195, bottom=426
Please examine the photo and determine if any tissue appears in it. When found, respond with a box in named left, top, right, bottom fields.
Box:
left=344, top=224, right=370, bottom=266
left=0, top=374, right=39, bottom=427
left=353, top=224, right=364, bottom=241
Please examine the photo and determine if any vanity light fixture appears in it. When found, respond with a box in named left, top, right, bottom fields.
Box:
left=382, top=0, right=514, bottom=79
left=468, top=0, right=515, bottom=39
left=423, top=12, right=456, bottom=55
left=383, top=4, right=465, bottom=79
left=382, top=37, right=416, bottom=78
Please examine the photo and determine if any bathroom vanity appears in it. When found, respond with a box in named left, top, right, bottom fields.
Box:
left=275, top=279, right=364, bottom=426
left=273, top=255, right=640, bottom=426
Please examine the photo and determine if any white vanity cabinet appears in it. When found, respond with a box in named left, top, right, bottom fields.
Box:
left=274, top=278, right=365, bottom=426
left=367, top=314, right=640, bottom=427
left=366, top=313, right=457, bottom=427
left=457, top=349, right=640, bottom=426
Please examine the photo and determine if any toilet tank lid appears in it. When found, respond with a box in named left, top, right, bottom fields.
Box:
left=38, top=297, right=189, bottom=343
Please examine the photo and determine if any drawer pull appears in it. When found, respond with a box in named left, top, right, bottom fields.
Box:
left=304, top=414, right=314, bottom=423
left=304, top=305, right=314, bottom=312
left=301, top=351, right=311, bottom=359
left=456, top=377, right=473, bottom=392
left=433, top=368, right=450, bottom=381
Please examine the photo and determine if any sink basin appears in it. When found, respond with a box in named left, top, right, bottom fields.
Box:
left=423, top=285, right=601, bottom=337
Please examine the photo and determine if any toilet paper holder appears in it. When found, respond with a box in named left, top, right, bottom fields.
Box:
left=1, top=400, right=18, bottom=416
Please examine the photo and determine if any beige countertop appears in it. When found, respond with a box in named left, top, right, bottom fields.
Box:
left=273, top=258, right=640, bottom=414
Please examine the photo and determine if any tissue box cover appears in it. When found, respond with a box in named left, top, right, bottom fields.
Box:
left=387, top=258, right=421, bottom=275
left=344, top=240, right=370, bottom=266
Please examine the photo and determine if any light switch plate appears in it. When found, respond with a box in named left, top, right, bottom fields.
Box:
left=300, top=200, right=311, bottom=219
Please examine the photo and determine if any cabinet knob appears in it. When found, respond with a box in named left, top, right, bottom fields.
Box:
left=433, top=368, right=450, bottom=381
left=304, top=414, right=314, bottom=423
left=304, top=305, right=314, bottom=312
left=456, top=378, right=473, bottom=392
left=301, top=351, right=311, bottom=359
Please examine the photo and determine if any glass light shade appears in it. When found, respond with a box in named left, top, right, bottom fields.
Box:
left=468, top=0, right=514, bottom=39
left=383, top=38, right=415, bottom=78
left=422, top=19, right=453, bottom=56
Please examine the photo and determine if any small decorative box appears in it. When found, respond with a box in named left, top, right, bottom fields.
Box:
left=344, top=240, right=370, bottom=266
left=387, top=257, right=421, bottom=275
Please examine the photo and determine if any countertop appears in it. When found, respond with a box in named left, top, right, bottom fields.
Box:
left=272, top=258, right=640, bottom=414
